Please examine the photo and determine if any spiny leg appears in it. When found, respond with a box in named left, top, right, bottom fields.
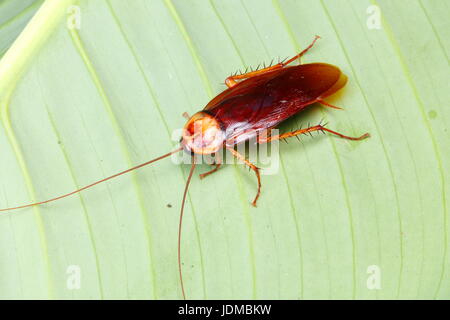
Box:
left=226, top=146, right=261, bottom=207
left=199, top=153, right=222, bottom=179
left=281, top=35, right=321, bottom=66
left=225, top=35, right=321, bottom=88
left=258, top=123, right=370, bottom=143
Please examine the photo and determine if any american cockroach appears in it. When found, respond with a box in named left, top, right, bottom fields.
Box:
left=0, top=36, right=369, bottom=299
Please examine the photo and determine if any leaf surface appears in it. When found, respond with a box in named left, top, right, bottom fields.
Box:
left=0, top=0, right=448, bottom=299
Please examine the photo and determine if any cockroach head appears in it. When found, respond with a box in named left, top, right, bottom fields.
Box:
left=181, top=112, right=225, bottom=155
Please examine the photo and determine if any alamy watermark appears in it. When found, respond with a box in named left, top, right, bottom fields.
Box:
left=366, top=5, right=382, bottom=30
left=170, top=126, right=281, bottom=175
left=67, top=5, right=81, bottom=30
left=366, top=265, right=381, bottom=290
left=66, top=265, right=81, bottom=290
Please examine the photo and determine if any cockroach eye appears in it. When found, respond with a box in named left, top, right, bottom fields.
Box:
left=181, top=112, right=225, bottom=155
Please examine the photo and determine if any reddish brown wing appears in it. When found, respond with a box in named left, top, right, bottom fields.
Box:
left=205, top=63, right=347, bottom=145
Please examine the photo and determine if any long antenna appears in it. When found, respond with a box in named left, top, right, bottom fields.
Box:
left=178, top=155, right=196, bottom=300
left=0, top=147, right=183, bottom=212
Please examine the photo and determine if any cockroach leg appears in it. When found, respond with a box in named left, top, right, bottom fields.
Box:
left=317, top=99, right=343, bottom=110
left=281, top=35, right=321, bottom=66
left=258, top=124, right=370, bottom=143
left=199, top=163, right=221, bottom=179
left=225, top=61, right=283, bottom=88
left=226, top=146, right=261, bottom=207
left=199, top=153, right=222, bottom=179
left=224, top=36, right=321, bottom=88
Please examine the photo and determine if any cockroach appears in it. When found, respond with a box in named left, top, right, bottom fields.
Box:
left=0, top=36, right=369, bottom=299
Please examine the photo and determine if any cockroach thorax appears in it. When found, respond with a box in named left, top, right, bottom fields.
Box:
left=181, top=112, right=225, bottom=155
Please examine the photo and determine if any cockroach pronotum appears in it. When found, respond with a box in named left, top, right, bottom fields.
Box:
left=0, top=36, right=370, bottom=299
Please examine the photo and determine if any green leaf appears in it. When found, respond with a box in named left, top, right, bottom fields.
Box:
left=0, top=0, right=43, bottom=57
left=0, top=0, right=448, bottom=299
